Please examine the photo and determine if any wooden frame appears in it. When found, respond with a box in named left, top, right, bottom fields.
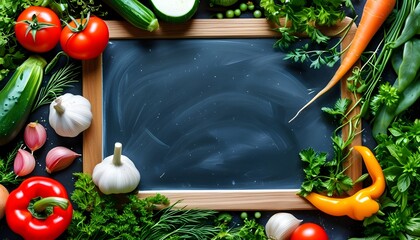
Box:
left=82, top=18, right=361, bottom=211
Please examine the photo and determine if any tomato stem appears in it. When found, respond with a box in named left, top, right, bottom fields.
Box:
left=63, top=12, right=91, bottom=33
left=19, top=14, right=57, bottom=42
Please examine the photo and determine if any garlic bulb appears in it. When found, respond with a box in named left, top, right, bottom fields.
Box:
left=49, top=93, right=92, bottom=137
left=92, top=142, right=141, bottom=194
left=265, top=212, right=302, bottom=240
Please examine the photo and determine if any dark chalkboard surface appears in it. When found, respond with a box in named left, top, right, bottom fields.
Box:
left=82, top=18, right=361, bottom=210
left=102, top=39, right=337, bottom=190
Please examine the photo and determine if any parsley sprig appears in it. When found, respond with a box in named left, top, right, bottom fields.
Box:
left=260, top=0, right=353, bottom=50
left=213, top=212, right=267, bottom=239
left=284, top=43, right=341, bottom=69
left=298, top=98, right=366, bottom=197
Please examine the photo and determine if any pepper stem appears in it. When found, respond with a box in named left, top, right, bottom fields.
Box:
left=53, top=97, right=66, bottom=114
left=29, top=196, right=69, bottom=219
left=112, top=142, right=123, bottom=166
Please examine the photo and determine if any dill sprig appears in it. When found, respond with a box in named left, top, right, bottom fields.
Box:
left=140, top=204, right=219, bottom=240
left=32, top=62, right=80, bottom=111
left=0, top=143, right=22, bottom=186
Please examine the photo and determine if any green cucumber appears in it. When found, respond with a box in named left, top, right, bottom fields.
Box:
left=150, top=0, right=199, bottom=23
left=0, top=55, right=47, bottom=146
left=103, top=0, right=159, bottom=32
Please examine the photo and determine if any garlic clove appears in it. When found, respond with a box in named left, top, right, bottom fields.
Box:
left=265, top=212, right=302, bottom=240
left=14, top=148, right=36, bottom=176
left=46, top=146, right=81, bottom=173
left=24, top=122, right=47, bottom=153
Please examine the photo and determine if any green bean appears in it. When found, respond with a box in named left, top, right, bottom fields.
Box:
left=391, top=46, right=403, bottom=74
left=395, top=38, right=420, bottom=92
left=372, top=39, right=420, bottom=138
left=393, top=2, right=420, bottom=49
left=395, top=73, right=420, bottom=115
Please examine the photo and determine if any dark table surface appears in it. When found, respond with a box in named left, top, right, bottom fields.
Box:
left=0, top=1, right=378, bottom=239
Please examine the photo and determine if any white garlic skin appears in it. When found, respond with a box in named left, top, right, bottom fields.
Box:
left=92, top=142, right=141, bottom=195
left=265, top=212, right=302, bottom=240
left=49, top=93, right=92, bottom=137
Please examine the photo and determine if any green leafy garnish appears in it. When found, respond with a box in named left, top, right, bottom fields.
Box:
left=322, top=98, right=351, bottom=120
left=32, top=62, right=80, bottom=111
left=284, top=43, right=341, bottom=69
left=356, top=119, right=420, bottom=239
left=0, top=143, right=22, bottom=186
left=0, top=0, right=31, bottom=81
left=370, top=82, right=400, bottom=115
left=67, top=173, right=223, bottom=240
left=260, top=0, right=352, bottom=50
left=213, top=212, right=267, bottom=240
left=298, top=98, right=362, bottom=197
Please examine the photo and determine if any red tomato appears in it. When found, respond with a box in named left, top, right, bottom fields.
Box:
left=15, top=6, right=61, bottom=53
left=290, top=223, right=329, bottom=240
left=60, top=16, right=109, bottom=60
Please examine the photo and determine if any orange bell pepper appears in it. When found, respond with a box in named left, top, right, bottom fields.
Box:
left=305, top=145, right=386, bottom=221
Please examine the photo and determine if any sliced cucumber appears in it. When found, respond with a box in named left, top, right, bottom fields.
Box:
left=150, top=0, right=199, bottom=23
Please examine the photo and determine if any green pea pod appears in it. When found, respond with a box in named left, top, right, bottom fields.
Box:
left=395, top=73, right=420, bottom=115
left=372, top=91, right=397, bottom=139
left=391, top=46, right=403, bottom=74
left=395, top=38, right=420, bottom=92
left=372, top=72, right=420, bottom=139
left=393, top=2, right=420, bottom=49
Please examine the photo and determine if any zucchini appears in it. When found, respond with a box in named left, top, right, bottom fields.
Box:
left=150, top=0, right=199, bottom=23
left=0, top=55, right=47, bottom=146
left=103, top=0, right=159, bottom=32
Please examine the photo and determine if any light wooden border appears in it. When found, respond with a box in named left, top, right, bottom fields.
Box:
left=82, top=18, right=361, bottom=210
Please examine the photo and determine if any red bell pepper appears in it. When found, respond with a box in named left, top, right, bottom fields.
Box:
left=5, top=176, right=73, bottom=240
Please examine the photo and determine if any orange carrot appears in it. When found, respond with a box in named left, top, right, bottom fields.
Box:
left=290, top=0, right=396, bottom=122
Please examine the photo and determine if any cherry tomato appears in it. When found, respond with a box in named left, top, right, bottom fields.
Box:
left=60, top=15, right=109, bottom=60
left=15, top=6, right=61, bottom=53
left=290, top=223, right=329, bottom=240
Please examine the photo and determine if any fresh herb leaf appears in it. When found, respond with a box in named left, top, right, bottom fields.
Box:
left=32, top=62, right=80, bottom=111
left=68, top=173, right=222, bottom=240
left=0, top=143, right=22, bottom=186
left=0, top=0, right=31, bottom=81
left=260, top=0, right=352, bottom=50
left=322, top=98, right=351, bottom=120
left=360, top=119, right=420, bottom=239
left=370, top=82, right=400, bottom=115
left=298, top=98, right=357, bottom=197
left=139, top=204, right=219, bottom=240
left=213, top=212, right=267, bottom=240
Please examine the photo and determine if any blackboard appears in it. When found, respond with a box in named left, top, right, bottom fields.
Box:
left=82, top=18, right=362, bottom=210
